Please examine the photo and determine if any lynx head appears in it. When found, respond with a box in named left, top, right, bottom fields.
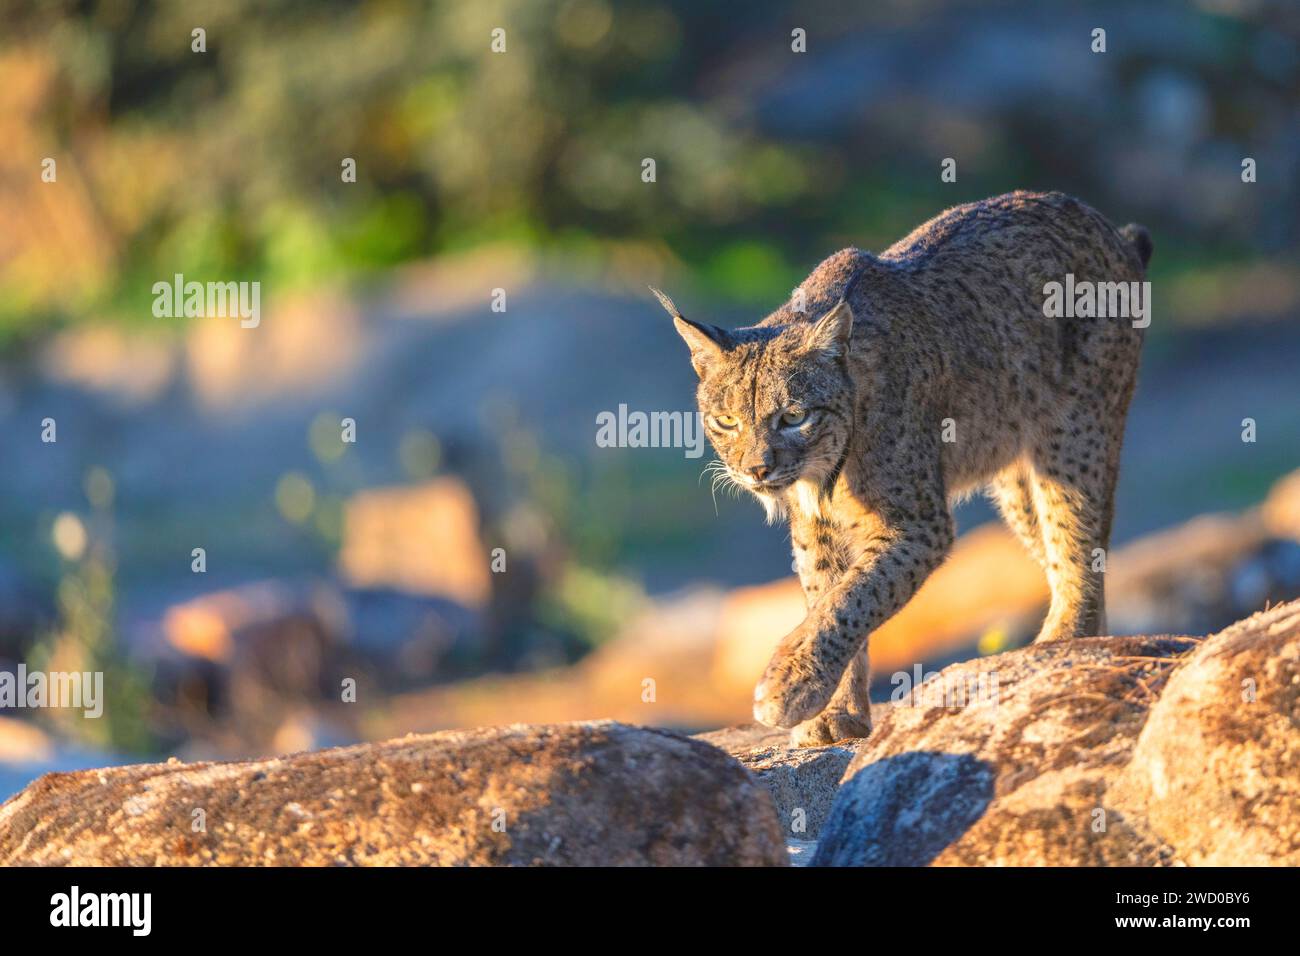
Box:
left=652, top=287, right=855, bottom=522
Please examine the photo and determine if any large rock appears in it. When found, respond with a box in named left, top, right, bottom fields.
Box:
left=813, top=598, right=1300, bottom=866
left=1109, top=601, right=1300, bottom=865
left=0, top=721, right=786, bottom=866
left=814, top=634, right=1195, bottom=866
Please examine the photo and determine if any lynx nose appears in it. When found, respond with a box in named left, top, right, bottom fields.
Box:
left=747, top=464, right=770, bottom=482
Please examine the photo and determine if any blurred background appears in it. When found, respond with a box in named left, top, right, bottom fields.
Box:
left=2, top=0, right=1299, bottom=798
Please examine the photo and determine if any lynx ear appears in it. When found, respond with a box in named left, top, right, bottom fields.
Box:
left=651, top=286, right=729, bottom=374
left=803, top=298, right=854, bottom=358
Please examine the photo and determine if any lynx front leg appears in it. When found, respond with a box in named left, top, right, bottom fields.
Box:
left=790, top=645, right=872, bottom=745
left=755, top=516, right=953, bottom=728
left=788, top=528, right=872, bottom=745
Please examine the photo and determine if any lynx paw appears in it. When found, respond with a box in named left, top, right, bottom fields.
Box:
left=752, top=651, right=837, bottom=729
left=789, top=708, right=872, bottom=747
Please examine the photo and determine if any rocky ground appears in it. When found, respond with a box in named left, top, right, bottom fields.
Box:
left=3, top=598, right=1295, bottom=866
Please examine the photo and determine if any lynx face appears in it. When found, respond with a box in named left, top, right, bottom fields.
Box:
left=653, top=289, right=855, bottom=518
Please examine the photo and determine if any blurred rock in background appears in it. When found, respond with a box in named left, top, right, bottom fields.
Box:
left=338, top=478, right=490, bottom=606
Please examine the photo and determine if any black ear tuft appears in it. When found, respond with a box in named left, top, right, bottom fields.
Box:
left=648, top=286, right=682, bottom=320
left=651, top=287, right=730, bottom=374
left=1119, top=223, right=1153, bottom=268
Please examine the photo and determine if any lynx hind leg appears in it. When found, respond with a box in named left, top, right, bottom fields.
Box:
left=1027, top=417, right=1123, bottom=642
left=789, top=644, right=872, bottom=747
left=990, top=462, right=1047, bottom=569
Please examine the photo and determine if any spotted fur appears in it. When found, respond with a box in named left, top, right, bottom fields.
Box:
left=661, top=191, right=1150, bottom=745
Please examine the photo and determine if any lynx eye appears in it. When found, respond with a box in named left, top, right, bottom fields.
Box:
left=780, top=409, right=807, bottom=427
left=712, top=414, right=740, bottom=430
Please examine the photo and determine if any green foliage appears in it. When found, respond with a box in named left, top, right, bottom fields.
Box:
left=29, top=521, right=157, bottom=755
left=536, top=562, right=645, bottom=651
left=0, top=0, right=827, bottom=342
left=1, top=0, right=1292, bottom=346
